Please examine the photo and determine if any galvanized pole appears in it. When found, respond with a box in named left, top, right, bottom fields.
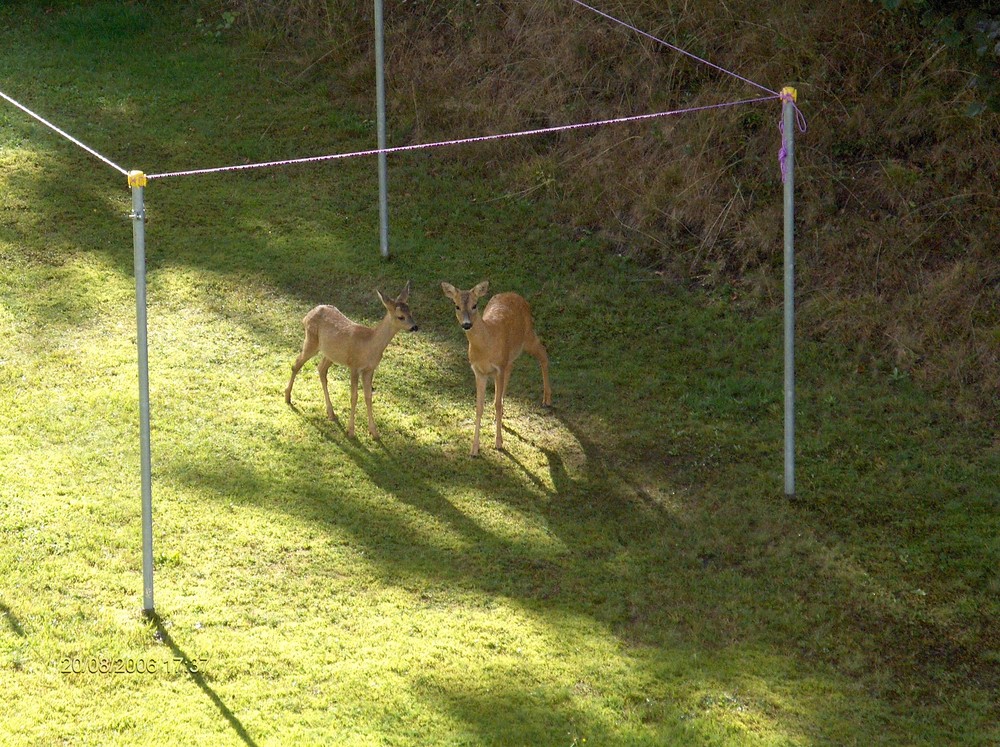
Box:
left=374, top=0, right=390, bottom=259
left=781, top=88, right=796, bottom=499
left=129, top=170, right=155, bottom=614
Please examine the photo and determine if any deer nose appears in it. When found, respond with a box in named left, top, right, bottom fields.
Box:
left=409, top=324, right=419, bottom=332
left=462, top=322, right=472, bottom=330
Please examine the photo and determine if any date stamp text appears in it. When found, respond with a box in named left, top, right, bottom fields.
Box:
left=59, top=655, right=209, bottom=675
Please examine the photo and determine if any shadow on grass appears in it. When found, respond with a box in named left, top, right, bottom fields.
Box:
left=142, top=363, right=1000, bottom=745
left=281, top=406, right=528, bottom=557
left=0, top=601, right=26, bottom=637
left=146, top=613, right=260, bottom=747
left=415, top=679, right=687, bottom=746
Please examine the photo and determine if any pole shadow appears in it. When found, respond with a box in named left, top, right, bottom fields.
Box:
left=146, top=613, right=259, bottom=747
left=0, top=601, right=26, bottom=637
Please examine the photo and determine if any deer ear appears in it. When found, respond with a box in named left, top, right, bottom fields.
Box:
left=398, top=280, right=411, bottom=303
left=441, top=282, right=458, bottom=299
left=376, top=289, right=392, bottom=309
left=472, top=280, right=489, bottom=298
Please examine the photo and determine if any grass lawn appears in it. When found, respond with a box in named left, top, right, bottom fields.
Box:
left=1, top=3, right=997, bottom=745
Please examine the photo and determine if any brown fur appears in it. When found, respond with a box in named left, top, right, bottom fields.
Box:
left=442, top=280, right=551, bottom=456
left=286, top=282, right=417, bottom=438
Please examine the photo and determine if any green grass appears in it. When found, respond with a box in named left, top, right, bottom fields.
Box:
left=1, top=3, right=998, bottom=745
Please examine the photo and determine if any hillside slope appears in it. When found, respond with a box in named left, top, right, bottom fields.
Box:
left=220, top=0, right=999, bottom=420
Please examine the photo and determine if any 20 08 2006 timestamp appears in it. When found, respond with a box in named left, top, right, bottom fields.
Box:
left=59, top=656, right=209, bottom=675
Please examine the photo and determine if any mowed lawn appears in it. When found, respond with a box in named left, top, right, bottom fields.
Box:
left=1, top=3, right=997, bottom=746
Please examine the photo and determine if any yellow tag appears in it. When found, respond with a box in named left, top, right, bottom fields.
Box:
left=128, top=170, right=147, bottom=188
left=780, top=87, right=798, bottom=102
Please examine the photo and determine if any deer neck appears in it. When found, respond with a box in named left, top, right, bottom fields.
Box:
left=464, top=312, right=494, bottom=350
left=371, top=313, right=399, bottom=353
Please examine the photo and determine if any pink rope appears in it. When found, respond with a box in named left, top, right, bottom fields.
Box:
left=147, top=96, right=777, bottom=180
left=3, top=4, right=805, bottom=186
left=565, top=0, right=780, bottom=97
left=778, top=90, right=808, bottom=183
left=778, top=121, right=789, bottom=183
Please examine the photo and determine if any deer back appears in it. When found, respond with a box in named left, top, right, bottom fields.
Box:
left=472, top=292, right=535, bottom=366
left=305, top=305, right=369, bottom=367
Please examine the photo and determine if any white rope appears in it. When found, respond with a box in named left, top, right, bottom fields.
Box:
left=0, top=89, right=129, bottom=176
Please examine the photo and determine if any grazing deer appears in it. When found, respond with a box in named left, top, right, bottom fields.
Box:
left=441, top=281, right=551, bottom=456
left=285, top=281, right=418, bottom=438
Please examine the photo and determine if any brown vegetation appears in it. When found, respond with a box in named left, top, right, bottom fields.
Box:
left=213, top=0, right=998, bottom=420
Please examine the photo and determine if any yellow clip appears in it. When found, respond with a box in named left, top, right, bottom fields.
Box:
left=780, top=86, right=798, bottom=103
left=128, top=170, right=148, bottom=188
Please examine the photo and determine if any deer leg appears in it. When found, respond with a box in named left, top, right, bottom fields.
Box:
left=348, top=368, right=359, bottom=438
left=472, top=371, right=487, bottom=456
left=285, top=330, right=319, bottom=404
left=525, top=333, right=552, bottom=407
left=318, top=357, right=337, bottom=422
left=494, top=365, right=511, bottom=451
left=362, top=368, right=378, bottom=439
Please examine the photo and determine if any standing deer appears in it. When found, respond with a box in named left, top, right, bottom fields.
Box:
left=285, top=281, right=418, bottom=438
left=441, top=281, right=551, bottom=456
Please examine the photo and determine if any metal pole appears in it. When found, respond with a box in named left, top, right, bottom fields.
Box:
left=129, top=170, right=154, bottom=613
left=781, top=88, right=796, bottom=499
left=374, top=0, right=390, bottom=259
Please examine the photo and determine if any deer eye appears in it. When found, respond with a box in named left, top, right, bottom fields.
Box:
left=397, top=315, right=405, bottom=321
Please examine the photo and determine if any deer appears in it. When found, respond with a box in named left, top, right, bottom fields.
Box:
left=441, top=281, right=552, bottom=456
left=285, top=281, right=418, bottom=439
